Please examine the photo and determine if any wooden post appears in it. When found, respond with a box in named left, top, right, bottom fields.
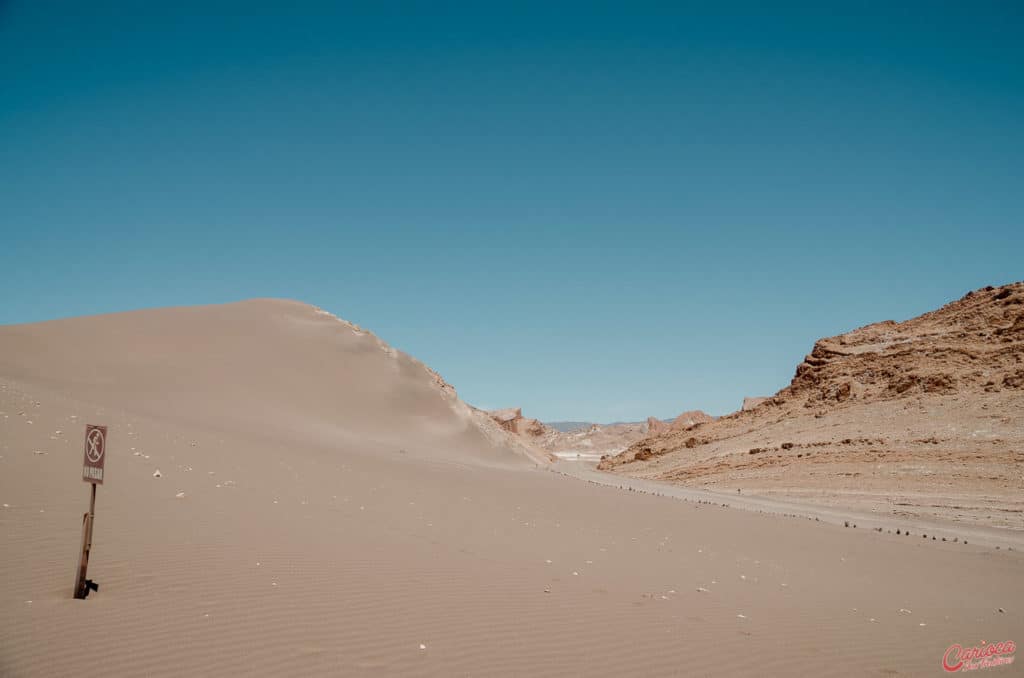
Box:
left=73, top=483, right=97, bottom=599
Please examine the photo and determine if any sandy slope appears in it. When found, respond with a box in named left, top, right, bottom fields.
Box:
left=0, top=299, right=542, bottom=468
left=1, top=300, right=1021, bottom=677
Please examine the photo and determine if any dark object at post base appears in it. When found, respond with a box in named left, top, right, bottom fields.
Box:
left=79, top=579, right=99, bottom=598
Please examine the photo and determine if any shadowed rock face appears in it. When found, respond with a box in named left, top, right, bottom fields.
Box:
left=598, top=282, right=1024, bottom=530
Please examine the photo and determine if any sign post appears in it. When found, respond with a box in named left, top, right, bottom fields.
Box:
left=74, top=424, right=106, bottom=599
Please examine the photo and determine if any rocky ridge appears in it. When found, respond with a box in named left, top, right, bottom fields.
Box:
left=597, top=282, right=1024, bottom=529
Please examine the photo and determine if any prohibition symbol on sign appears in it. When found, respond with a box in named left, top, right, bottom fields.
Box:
left=86, top=428, right=105, bottom=463
left=82, top=424, right=107, bottom=484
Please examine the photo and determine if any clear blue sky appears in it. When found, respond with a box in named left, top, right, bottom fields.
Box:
left=2, top=2, right=1021, bottom=421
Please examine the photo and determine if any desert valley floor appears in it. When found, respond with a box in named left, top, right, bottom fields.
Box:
left=1, top=299, right=1021, bottom=677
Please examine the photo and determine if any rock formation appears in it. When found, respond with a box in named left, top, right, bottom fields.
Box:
left=486, top=407, right=548, bottom=437
left=647, top=410, right=715, bottom=436
left=597, top=282, right=1024, bottom=529
left=741, top=397, right=768, bottom=411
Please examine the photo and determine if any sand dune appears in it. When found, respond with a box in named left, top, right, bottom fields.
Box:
left=1, top=300, right=1021, bottom=677
left=0, top=299, right=539, bottom=468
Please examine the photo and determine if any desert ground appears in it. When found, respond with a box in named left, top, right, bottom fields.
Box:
left=1, top=299, right=1021, bottom=677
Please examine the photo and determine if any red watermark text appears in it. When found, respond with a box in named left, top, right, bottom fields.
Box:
left=942, top=640, right=1016, bottom=672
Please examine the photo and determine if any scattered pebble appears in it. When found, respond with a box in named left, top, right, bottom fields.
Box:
left=419, top=644, right=427, bottom=650
left=696, top=587, right=710, bottom=593
left=153, top=470, right=162, bottom=478
left=175, top=492, right=185, bottom=499
left=736, top=614, right=747, bottom=619
left=899, top=608, right=912, bottom=615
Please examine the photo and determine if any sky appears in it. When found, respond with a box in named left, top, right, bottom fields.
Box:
left=1, top=2, right=1022, bottom=422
